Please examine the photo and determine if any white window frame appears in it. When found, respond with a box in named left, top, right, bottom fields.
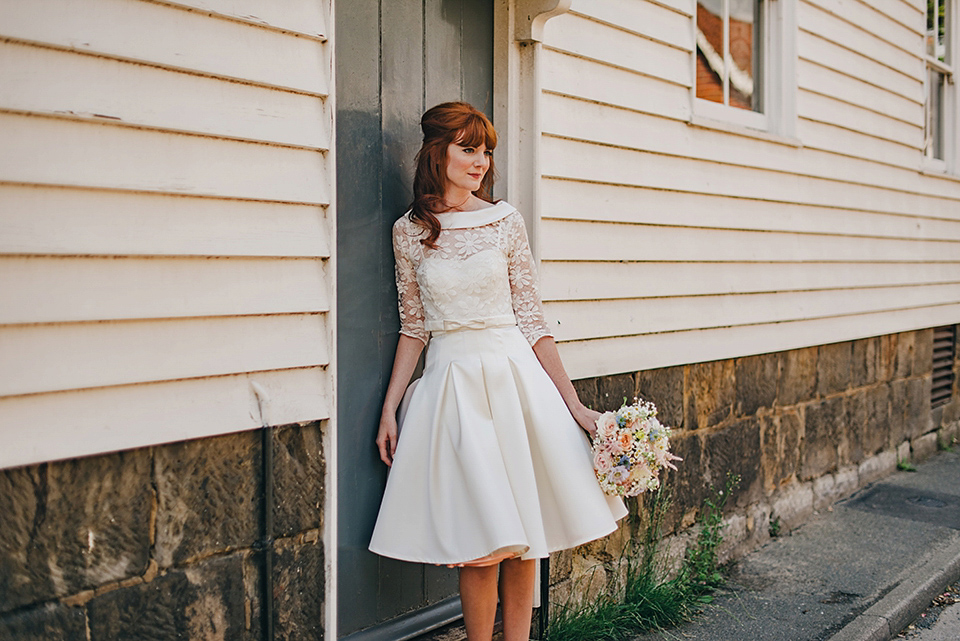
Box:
left=924, top=0, right=958, bottom=173
left=691, top=0, right=796, bottom=137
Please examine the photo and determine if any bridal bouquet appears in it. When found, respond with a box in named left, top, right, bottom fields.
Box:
left=592, top=398, right=681, bottom=497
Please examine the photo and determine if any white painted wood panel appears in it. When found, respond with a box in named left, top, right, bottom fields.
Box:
left=160, top=0, right=327, bottom=38
left=541, top=261, right=960, bottom=301
left=0, top=187, right=329, bottom=257
left=0, top=0, right=328, bottom=95
left=798, top=29, right=922, bottom=105
left=545, top=283, right=960, bottom=342
left=570, top=0, right=692, bottom=51
left=803, top=0, right=923, bottom=53
left=0, top=114, right=329, bottom=204
left=540, top=178, right=960, bottom=239
left=557, top=303, right=960, bottom=379
left=542, top=12, right=689, bottom=86
left=635, top=0, right=694, bottom=18
left=540, top=219, right=960, bottom=262
left=797, top=60, right=921, bottom=126
left=885, top=0, right=926, bottom=31
left=798, top=0, right=924, bottom=79
left=1, top=314, right=329, bottom=397
left=797, top=117, right=920, bottom=170
left=0, top=42, right=328, bottom=149
left=797, top=90, right=923, bottom=149
left=0, top=257, right=328, bottom=324
left=0, top=367, right=329, bottom=469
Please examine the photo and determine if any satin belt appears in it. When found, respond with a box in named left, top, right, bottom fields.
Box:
left=428, top=315, right=517, bottom=335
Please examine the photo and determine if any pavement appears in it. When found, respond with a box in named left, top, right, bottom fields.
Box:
left=632, top=449, right=960, bottom=641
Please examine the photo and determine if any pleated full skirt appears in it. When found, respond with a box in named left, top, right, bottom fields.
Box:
left=368, top=325, right=628, bottom=565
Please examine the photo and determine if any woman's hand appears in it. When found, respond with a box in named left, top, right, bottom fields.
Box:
left=376, top=413, right=399, bottom=467
left=571, top=404, right=601, bottom=438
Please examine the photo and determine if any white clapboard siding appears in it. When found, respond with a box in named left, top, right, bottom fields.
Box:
left=645, top=0, right=694, bottom=18
left=0, top=42, right=328, bottom=149
left=542, top=12, right=690, bottom=86
left=0, top=367, right=329, bottom=470
left=0, top=114, right=329, bottom=204
left=558, top=304, right=960, bottom=380
left=3, top=314, right=329, bottom=397
left=545, top=283, right=960, bottom=342
left=0, top=257, right=329, bottom=324
left=160, top=0, right=327, bottom=38
left=0, top=0, right=328, bottom=95
left=804, top=0, right=923, bottom=53
left=542, top=261, right=960, bottom=301
left=797, top=90, right=924, bottom=149
left=570, top=1, right=692, bottom=52
left=540, top=179, right=960, bottom=240
left=798, top=60, right=922, bottom=126
left=797, top=116, right=921, bottom=170
left=0, top=186, right=329, bottom=258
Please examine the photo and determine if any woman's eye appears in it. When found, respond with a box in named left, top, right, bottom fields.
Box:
left=462, top=147, right=475, bottom=153
left=484, top=150, right=493, bottom=157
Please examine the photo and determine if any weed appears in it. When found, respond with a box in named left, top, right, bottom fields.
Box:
left=768, top=514, right=782, bottom=538
left=897, top=459, right=918, bottom=472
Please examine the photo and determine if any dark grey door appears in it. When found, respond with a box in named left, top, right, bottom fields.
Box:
left=335, top=2, right=494, bottom=638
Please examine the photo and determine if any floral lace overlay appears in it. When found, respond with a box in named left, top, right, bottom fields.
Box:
left=392, top=206, right=552, bottom=346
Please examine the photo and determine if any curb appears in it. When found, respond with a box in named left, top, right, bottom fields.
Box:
left=828, top=535, right=960, bottom=641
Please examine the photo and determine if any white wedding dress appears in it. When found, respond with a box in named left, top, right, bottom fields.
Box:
left=368, top=201, right=627, bottom=565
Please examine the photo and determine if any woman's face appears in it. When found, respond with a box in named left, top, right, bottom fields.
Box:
left=444, top=141, right=491, bottom=196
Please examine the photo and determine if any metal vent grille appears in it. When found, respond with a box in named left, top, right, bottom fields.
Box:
left=932, top=325, right=957, bottom=409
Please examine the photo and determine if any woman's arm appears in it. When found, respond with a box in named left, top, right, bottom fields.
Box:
left=376, top=334, right=426, bottom=466
left=532, top=335, right=600, bottom=436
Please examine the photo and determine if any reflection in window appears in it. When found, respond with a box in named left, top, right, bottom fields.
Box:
left=926, top=0, right=951, bottom=160
left=696, top=0, right=763, bottom=112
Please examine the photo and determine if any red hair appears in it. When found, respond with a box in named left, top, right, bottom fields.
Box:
left=409, top=102, right=498, bottom=248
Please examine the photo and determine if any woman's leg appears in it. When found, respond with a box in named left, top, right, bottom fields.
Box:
left=459, top=565, right=499, bottom=641
left=498, top=558, right=536, bottom=641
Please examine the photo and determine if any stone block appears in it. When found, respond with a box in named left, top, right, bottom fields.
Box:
left=274, top=537, right=325, bottom=641
left=863, top=385, right=890, bottom=457
left=685, top=360, right=735, bottom=430
left=704, top=417, right=762, bottom=508
left=273, top=423, right=325, bottom=538
left=939, top=422, right=959, bottom=450
left=771, top=482, right=813, bottom=532
left=911, top=432, right=939, bottom=462
left=858, top=450, right=896, bottom=485
left=0, top=603, right=87, bottom=641
left=777, top=347, right=817, bottom=406
left=843, top=389, right=868, bottom=464
left=904, top=377, right=933, bottom=439
left=735, top=353, right=778, bottom=417
left=549, top=549, right=573, bottom=585
left=889, top=381, right=908, bottom=448
left=760, top=412, right=801, bottom=494
left=812, top=466, right=858, bottom=512
left=635, top=365, right=684, bottom=430
left=852, top=337, right=881, bottom=388
left=87, top=552, right=248, bottom=641
left=717, top=513, right=747, bottom=565
left=878, top=334, right=899, bottom=382
left=915, top=328, right=934, bottom=377
left=597, top=373, right=636, bottom=412
left=572, top=377, right=599, bottom=412
left=897, top=440, right=911, bottom=464
left=817, top=342, right=852, bottom=397
left=895, top=331, right=917, bottom=379
left=154, top=431, right=261, bottom=567
left=661, top=432, right=705, bottom=533
left=0, top=449, right=152, bottom=612
left=801, top=397, right=843, bottom=480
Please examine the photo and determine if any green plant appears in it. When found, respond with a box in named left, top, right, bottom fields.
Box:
left=897, top=458, right=918, bottom=472
left=939, top=434, right=956, bottom=452
left=768, top=514, right=782, bottom=538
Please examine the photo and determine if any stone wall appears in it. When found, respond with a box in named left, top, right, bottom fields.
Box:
left=554, top=327, right=960, bottom=607
left=0, top=422, right=326, bottom=641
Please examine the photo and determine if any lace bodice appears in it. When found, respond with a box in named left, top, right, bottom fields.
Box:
left=392, top=202, right=552, bottom=347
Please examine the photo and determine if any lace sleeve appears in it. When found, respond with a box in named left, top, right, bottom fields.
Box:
left=393, top=220, right=428, bottom=345
left=505, top=213, right=553, bottom=346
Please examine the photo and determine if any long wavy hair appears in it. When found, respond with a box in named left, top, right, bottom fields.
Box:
left=410, top=102, right=498, bottom=248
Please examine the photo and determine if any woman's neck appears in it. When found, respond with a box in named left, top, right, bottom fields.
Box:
left=441, top=189, right=479, bottom=212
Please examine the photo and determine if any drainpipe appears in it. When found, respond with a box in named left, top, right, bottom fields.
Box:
left=252, top=382, right=275, bottom=641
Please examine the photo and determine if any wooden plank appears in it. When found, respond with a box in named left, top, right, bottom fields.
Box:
left=0, top=41, right=329, bottom=149
left=541, top=48, right=691, bottom=117
left=0, top=0, right=329, bottom=95
left=557, top=303, right=960, bottom=379
left=570, top=0, right=692, bottom=51
left=541, top=261, right=960, bottom=301
left=644, top=0, right=694, bottom=17
left=0, top=114, right=329, bottom=204
left=539, top=219, right=960, bottom=262
left=798, top=89, right=923, bottom=149
left=1, top=314, right=329, bottom=396
left=0, top=257, right=328, bottom=324
left=798, top=29, right=922, bottom=105
left=797, top=116, right=921, bottom=170
left=804, top=0, right=923, bottom=52
left=159, top=0, right=327, bottom=38
left=540, top=178, right=960, bottom=239
left=798, top=0, right=924, bottom=80
left=541, top=12, right=689, bottom=87
left=0, top=366, right=329, bottom=469
left=882, top=0, right=927, bottom=32
left=540, top=136, right=960, bottom=219
left=798, top=59, right=922, bottom=126
left=545, top=282, right=960, bottom=342
left=0, top=186, right=329, bottom=257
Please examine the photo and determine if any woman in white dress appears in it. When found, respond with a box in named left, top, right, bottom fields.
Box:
left=369, top=102, right=626, bottom=641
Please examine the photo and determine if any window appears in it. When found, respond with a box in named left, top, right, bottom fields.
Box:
left=925, top=0, right=955, bottom=167
left=693, top=0, right=795, bottom=135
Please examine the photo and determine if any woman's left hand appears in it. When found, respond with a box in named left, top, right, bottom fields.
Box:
left=571, top=404, right=601, bottom=437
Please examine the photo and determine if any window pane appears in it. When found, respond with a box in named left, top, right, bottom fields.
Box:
left=928, top=0, right=948, bottom=62
left=928, top=69, right=945, bottom=159
left=696, top=0, right=725, bottom=104
left=729, top=0, right=761, bottom=111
